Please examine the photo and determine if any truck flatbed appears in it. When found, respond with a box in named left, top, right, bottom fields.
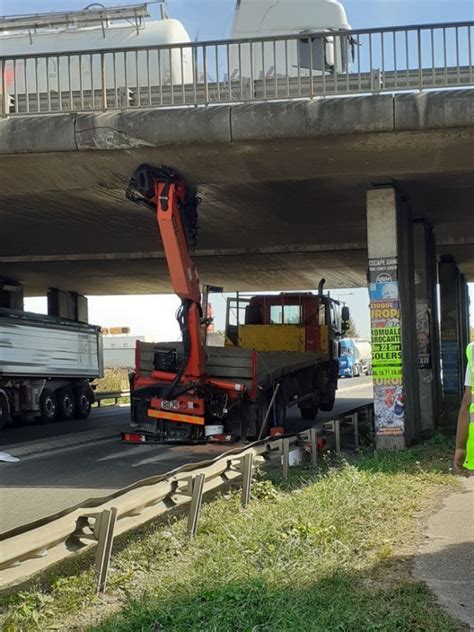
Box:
left=137, top=342, right=326, bottom=393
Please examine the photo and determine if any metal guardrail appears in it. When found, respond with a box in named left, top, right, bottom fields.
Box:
left=94, top=390, right=130, bottom=407
left=0, top=403, right=373, bottom=592
left=1, top=21, right=473, bottom=116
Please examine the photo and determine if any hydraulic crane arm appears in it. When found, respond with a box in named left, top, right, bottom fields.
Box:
left=126, top=164, right=207, bottom=382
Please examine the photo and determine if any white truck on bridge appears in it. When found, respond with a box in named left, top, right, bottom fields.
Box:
left=0, top=309, right=103, bottom=430
left=1, top=1, right=351, bottom=102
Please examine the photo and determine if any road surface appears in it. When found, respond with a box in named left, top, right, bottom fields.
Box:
left=0, top=377, right=372, bottom=532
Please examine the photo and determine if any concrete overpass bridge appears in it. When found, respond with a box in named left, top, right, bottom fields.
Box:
left=1, top=90, right=473, bottom=294
left=0, top=21, right=473, bottom=447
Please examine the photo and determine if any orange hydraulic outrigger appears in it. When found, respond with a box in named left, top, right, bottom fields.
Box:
left=126, top=165, right=244, bottom=440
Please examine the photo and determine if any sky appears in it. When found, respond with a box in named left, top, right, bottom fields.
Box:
left=3, top=0, right=473, bottom=339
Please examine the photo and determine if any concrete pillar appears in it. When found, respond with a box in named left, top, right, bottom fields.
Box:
left=367, top=187, right=420, bottom=449
left=47, top=288, right=88, bottom=323
left=413, top=221, right=442, bottom=432
left=438, top=257, right=470, bottom=428
left=0, top=280, right=24, bottom=311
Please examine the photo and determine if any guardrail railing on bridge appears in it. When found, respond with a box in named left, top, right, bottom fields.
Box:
left=1, top=21, right=473, bottom=117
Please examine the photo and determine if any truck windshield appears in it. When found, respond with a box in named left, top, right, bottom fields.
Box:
left=340, top=343, right=353, bottom=356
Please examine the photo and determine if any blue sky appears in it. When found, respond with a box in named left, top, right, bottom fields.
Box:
left=4, top=0, right=472, bottom=337
left=1, top=1, right=473, bottom=39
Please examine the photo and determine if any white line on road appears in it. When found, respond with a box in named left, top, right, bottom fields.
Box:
left=338, top=382, right=373, bottom=394
left=7, top=437, right=118, bottom=462
left=98, top=445, right=162, bottom=461
left=131, top=450, right=188, bottom=467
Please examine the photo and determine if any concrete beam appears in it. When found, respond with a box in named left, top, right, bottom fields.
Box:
left=0, top=280, right=24, bottom=311
left=394, top=90, right=474, bottom=131
left=230, top=94, right=394, bottom=141
left=1, top=90, right=472, bottom=156
left=74, top=106, right=233, bottom=151
left=47, top=288, right=88, bottom=323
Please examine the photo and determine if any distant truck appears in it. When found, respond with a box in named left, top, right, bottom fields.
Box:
left=0, top=309, right=103, bottom=430
left=338, top=338, right=372, bottom=378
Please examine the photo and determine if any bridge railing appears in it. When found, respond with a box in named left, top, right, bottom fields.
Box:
left=1, top=21, right=473, bottom=117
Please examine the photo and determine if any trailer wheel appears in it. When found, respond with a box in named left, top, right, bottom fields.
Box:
left=57, top=387, right=75, bottom=421
left=40, top=389, right=58, bottom=423
left=0, top=393, right=10, bottom=430
left=74, top=386, right=92, bottom=419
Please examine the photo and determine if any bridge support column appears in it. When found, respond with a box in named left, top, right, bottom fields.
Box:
left=0, top=280, right=24, bottom=311
left=439, top=257, right=471, bottom=428
left=413, top=221, right=442, bottom=431
left=47, top=288, right=88, bottom=323
left=367, top=187, right=420, bottom=449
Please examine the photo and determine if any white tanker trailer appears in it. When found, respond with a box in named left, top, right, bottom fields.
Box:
left=1, top=0, right=352, bottom=109
left=0, top=3, right=194, bottom=101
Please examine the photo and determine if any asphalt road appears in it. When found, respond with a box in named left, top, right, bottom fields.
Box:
left=0, top=376, right=373, bottom=532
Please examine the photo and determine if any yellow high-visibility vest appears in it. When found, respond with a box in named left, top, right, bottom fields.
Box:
left=465, top=342, right=474, bottom=471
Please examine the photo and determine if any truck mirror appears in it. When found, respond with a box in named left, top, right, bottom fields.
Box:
left=342, top=306, right=350, bottom=322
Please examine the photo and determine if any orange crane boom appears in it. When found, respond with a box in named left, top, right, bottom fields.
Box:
left=126, top=165, right=245, bottom=442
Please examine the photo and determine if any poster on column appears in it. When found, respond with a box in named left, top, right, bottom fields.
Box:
left=416, top=302, right=432, bottom=372
left=369, top=258, right=405, bottom=437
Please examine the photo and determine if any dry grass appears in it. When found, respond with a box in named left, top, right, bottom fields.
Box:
left=93, top=368, right=130, bottom=393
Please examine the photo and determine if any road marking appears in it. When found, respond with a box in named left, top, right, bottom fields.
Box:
left=6, top=437, right=118, bottom=462
left=98, top=445, right=161, bottom=461
left=5, top=430, right=120, bottom=458
left=338, top=382, right=373, bottom=394
left=132, top=450, right=188, bottom=467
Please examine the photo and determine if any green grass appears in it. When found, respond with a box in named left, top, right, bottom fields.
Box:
left=1, top=435, right=465, bottom=632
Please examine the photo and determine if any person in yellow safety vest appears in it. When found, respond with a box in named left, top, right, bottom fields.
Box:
left=454, top=342, right=474, bottom=474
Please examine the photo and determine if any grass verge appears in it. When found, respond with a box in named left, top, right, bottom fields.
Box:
left=1, top=435, right=465, bottom=632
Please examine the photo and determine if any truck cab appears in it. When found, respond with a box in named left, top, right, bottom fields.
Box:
left=226, top=292, right=344, bottom=356
left=338, top=338, right=372, bottom=378
left=224, top=290, right=350, bottom=422
left=230, top=0, right=352, bottom=77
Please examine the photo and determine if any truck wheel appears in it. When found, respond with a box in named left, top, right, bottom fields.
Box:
left=74, top=386, right=92, bottom=419
left=319, top=383, right=336, bottom=412
left=299, top=403, right=319, bottom=421
left=40, top=389, right=58, bottom=423
left=0, top=393, right=10, bottom=430
left=57, top=387, right=75, bottom=421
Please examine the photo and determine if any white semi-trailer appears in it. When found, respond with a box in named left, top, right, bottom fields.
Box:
left=0, top=309, right=103, bottom=430
left=1, top=1, right=351, bottom=103
left=0, top=3, right=193, bottom=97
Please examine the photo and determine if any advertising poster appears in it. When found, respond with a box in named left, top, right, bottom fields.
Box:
left=369, top=258, right=404, bottom=437
left=416, top=302, right=432, bottom=373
